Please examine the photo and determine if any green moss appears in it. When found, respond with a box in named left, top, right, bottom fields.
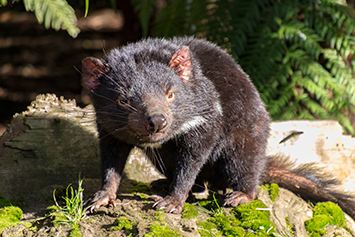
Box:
left=208, top=213, right=244, bottom=236
left=312, top=202, right=345, bottom=227
left=0, top=206, right=23, bottom=233
left=0, top=196, right=12, bottom=208
left=198, top=193, right=222, bottom=212
left=155, top=209, right=166, bottom=222
left=25, top=222, right=38, bottom=232
left=305, top=202, right=347, bottom=237
left=47, top=205, right=67, bottom=227
left=182, top=203, right=199, bottom=219
left=264, top=184, right=279, bottom=202
left=197, top=220, right=222, bottom=237
left=109, top=216, right=135, bottom=232
left=285, top=216, right=295, bottom=236
left=129, top=182, right=152, bottom=194
left=114, top=216, right=134, bottom=230
left=233, top=200, right=275, bottom=235
left=146, top=222, right=181, bottom=237
left=197, top=199, right=275, bottom=236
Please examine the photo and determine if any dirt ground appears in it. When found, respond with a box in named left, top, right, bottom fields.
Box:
left=0, top=1, right=141, bottom=136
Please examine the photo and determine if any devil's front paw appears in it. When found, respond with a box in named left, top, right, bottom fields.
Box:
left=223, top=191, right=254, bottom=207
left=84, top=190, right=116, bottom=213
left=153, top=195, right=184, bottom=214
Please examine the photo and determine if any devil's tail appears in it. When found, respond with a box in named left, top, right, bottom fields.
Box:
left=263, top=156, right=355, bottom=220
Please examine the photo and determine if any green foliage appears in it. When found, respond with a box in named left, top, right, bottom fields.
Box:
left=264, top=183, right=280, bottom=202
left=129, top=182, right=152, bottom=194
left=152, top=0, right=355, bottom=134
left=23, top=0, right=80, bottom=38
left=197, top=199, right=275, bottom=236
left=0, top=206, right=23, bottom=233
left=285, top=216, right=295, bottom=236
left=109, top=216, right=136, bottom=232
left=305, top=202, right=348, bottom=237
left=182, top=203, right=199, bottom=219
left=233, top=200, right=275, bottom=235
left=146, top=222, right=182, bottom=237
left=130, top=0, right=156, bottom=37
left=1, top=0, right=80, bottom=38
left=154, top=209, right=166, bottom=221
left=84, top=0, right=89, bottom=17
left=69, top=223, right=82, bottom=237
left=198, top=193, right=223, bottom=214
left=48, top=178, right=90, bottom=226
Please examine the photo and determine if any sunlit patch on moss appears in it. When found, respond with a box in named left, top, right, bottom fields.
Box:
left=233, top=200, right=275, bottom=235
left=197, top=220, right=221, bottom=237
left=146, top=222, right=182, bottom=237
left=109, top=216, right=135, bottom=232
left=209, top=213, right=245, bottom=236
left=305, top=202, right=349, bottom=237
left=197, top=198, right=275, bottom=236
left=182, top=203, right=199, bottom=219
left=0, top=206, right=23, bottom=233
left=264, top=184, right=280, bottom=202
left=154, top=209, right=166, bottom=222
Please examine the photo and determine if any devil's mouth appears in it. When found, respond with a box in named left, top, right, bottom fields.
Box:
left=135, top=131, right=168, bottom=144
left=135, top=134, right=167, bottom=148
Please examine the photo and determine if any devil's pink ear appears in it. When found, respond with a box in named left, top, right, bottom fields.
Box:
left=82, top=57, right=108, bottom=91
left=169, top=46, right=192, bottom=83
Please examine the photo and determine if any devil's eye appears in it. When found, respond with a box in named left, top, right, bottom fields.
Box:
left=118, top=98, right=129, bottom=106
left=166, top=89, right=175, bottom=102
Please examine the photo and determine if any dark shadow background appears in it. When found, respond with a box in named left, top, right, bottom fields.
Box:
left=0, top=0, right=143, bottom=136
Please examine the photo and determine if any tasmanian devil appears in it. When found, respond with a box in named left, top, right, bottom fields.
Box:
left=82, top=37, right=355, bottom=219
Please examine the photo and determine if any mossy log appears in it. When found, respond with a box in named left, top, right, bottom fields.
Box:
left=0, top=94, right=101, bottom=204
left=0, top=94, right=163, bottom=208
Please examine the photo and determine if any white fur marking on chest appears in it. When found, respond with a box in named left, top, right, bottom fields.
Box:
left=176, top=116, right=206, bottom=135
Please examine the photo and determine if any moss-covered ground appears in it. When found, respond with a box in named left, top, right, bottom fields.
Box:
left=1, top=182, right=354, bottom=236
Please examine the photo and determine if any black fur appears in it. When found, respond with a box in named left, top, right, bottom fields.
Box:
left=82, top=37, right=355, bottom=218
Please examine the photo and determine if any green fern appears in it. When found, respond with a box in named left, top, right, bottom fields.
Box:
left=0, top=0, right=80, bottom=38
left=130, top=0, right=156, bottom=37
left=152, top=0, right=355, bottom=134
left=152, top=0, right=211, bottom=37
left=23, top=0, right=80, bottom=38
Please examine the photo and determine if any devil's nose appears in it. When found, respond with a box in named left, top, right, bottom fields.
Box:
left=146, top=115, right=167, bottom=132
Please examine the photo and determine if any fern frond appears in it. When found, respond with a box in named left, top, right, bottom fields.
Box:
left=151, top=0, right=355, bottom=134
left=131, top=0, right=156, bottom=37
left=152, top=0, right=188, bottom=37
left=152, top=0, right=211, bottom=37
left=23, top=0, right=80, bottom=38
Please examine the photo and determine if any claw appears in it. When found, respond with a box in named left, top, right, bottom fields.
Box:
left=224, top=191, right=254, bottom=207
left=84, top=189, right=117, bottom=214
left=110, top=199, right=117, bottom=207
left=151, top=195, right=184, bottom=214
